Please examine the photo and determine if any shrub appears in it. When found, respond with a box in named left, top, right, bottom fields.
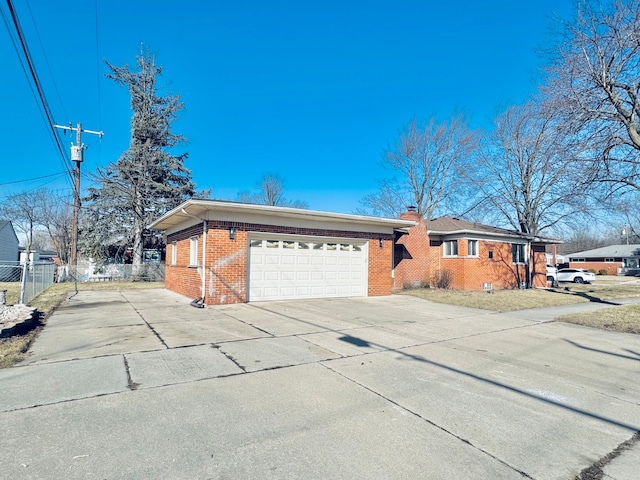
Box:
left=588, top=269, right=597, bottom=274
left=598, top=269, right=608, bottom=275
left=433, top=269, right=453, bottom=289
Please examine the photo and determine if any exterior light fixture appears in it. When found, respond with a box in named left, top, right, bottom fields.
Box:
left=229, top=227, right=235, bottom=240
left=379, top=238, right=383, bottom=248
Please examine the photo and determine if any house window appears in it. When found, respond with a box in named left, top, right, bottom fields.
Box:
left=171, top=242, right=177, bottom=265
left=572, top=258, right=585, bottom=262
left=488, top=250, right=494, bottom=259
left=604, top=258, right=615, bottom=263
left=512, top=244, right=525, bottom=264
left=467, top=240, right=478, bottom=257
left=443, top=240, right=458, bottom=256
left=189, top=236, right=198, bottom=266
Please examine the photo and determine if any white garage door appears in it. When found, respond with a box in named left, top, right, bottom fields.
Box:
left=248, top=237, right=368, bottom=302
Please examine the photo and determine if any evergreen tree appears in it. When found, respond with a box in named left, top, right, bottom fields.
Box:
left=83, top=51, right=194, bottom=267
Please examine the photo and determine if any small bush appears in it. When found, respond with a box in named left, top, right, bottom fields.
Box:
left=598, top=269, right=608, bottom=275
left=433, top=269, right=453, bottom=289
left=588, top=269, right=597, bottom=274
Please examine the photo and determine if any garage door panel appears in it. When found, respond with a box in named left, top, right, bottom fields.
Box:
left=249, top=238, right=367, bottom=301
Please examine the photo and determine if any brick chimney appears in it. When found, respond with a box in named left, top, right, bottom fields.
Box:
left=394, top=206, right=430, bottom=289
left=399, top=205, right=421, bottom=222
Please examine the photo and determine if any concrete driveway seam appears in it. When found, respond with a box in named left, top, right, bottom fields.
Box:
left=319, top=361, right=537, bottom=480
left=120, top=291, right=168, bottom=348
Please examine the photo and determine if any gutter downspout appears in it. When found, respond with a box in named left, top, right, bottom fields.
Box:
left=181, top=208, right=207, bottom=308
left=201, top=220, right=207, bottom=302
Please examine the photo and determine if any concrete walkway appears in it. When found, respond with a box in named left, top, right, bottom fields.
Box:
left=1, top=289, right=639, bottom=479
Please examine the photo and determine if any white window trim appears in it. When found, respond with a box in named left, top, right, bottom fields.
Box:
left=467, top=239, right=478, bottom=257
left=189, top=236, right=198, bottom=267
left=443, top=240, right=458, bottom=257
left=171, top=241, right=177, bottom=266
left=512, top=243, right=526, bottom=264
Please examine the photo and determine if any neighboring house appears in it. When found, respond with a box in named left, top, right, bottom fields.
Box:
left=0, top=221, right=19, bottom=281
left=567, top=244, right=640, bottom=275
left=0, top=220, right=19, bottom=263
left=149, top=199, right=416, bottom=305
left=393, top=209, right=560, bottom=290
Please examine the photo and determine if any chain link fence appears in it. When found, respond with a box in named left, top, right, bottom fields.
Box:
left=0, top=261, right=56, bottom=305
left=59, top=262, right=165, bottom=283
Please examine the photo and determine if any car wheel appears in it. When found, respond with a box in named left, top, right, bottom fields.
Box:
left=547, top=276, right=554, bottom=283
left=573, top=277, right=584, bottom=284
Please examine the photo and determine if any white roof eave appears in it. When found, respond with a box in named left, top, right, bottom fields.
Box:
left=148, top=199, right=417, bottom=231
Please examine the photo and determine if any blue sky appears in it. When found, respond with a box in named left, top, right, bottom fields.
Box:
left=1, top=0, right=573, bottom=214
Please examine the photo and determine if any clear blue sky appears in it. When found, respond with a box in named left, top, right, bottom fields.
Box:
left=1, top=0, right=573, bottom=214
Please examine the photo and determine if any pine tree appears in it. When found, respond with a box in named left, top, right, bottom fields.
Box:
left=83, top=51, right=194, bottom=268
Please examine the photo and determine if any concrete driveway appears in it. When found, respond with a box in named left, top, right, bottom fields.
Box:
left=1, top=289, right=639, bottom=479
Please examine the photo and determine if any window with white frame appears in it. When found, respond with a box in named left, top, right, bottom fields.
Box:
left=467, top=240, right=478, bottom=257
left=189, top=236, right=198, bottom=266
left=604, top=258, right=615, bottom=263
left=171, top=241, right=177, bottom=265
left=512, top=244, right=525, bottom=263
left=443, top=240, right=458, bottom=256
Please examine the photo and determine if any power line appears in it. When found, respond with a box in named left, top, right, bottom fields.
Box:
left=24, top=0, right=69, bottom=122
left=94, top=0, right=103, bottom=133
left=0, top=171, right=66, bottom=186
left=4, top=0, right=73, bottom=184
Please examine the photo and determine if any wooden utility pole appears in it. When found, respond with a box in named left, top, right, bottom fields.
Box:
left=54, top=123, right=104, bottom=269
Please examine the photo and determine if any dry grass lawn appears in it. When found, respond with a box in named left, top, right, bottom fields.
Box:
left=557, top=304, right=640, bottom=335
left=400, top=288, right=589, bottom=312
left=0, top=281, right=163, bottom=368
left=401, top=276, right=640, bottom=335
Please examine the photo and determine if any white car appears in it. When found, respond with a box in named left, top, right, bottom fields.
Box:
left=557, top=268, right=596, bottom=284
left=546, top=264, right=558, bottom=285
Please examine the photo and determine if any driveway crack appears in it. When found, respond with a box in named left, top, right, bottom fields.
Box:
left=320, top=362, right=535, bottom=479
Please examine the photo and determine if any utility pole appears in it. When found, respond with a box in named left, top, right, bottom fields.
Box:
left=54, top=123, right=104, bottom=269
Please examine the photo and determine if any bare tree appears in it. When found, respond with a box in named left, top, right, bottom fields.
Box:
left=237, top=173, right=308, bottom=208
left=545, top=0, right=640, bottom=193
left=0, top=188, right=73, bottom=261
left=0, top=189, right=47, bottom=255
left=462, top=102, right=589, bottom=235
left=360, top=114, right=478, bottom=219
left=40, top=192, right=73, bottom=264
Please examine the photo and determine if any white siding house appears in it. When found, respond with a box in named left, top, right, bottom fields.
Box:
left=0, top=221, right=19, bottom=263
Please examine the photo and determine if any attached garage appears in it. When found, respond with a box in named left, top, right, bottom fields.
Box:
left=248, top=236, right=367, bottom=301
left=150, top=199, right=416, bottom=305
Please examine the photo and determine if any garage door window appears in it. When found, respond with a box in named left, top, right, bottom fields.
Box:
left=298, top=242, right=309, bottom=249
left=283, top=241, right=295, bottom=249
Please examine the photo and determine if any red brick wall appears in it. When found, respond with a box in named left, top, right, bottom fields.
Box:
left=165, top=221, right=394, bottom=304
left=368, top=238, right=394, bottom=296
left=393, top=212, right=430, bottom=288
left=165, top=224, right=204, bottom=301
left=569, top=261, right=619, bottom=275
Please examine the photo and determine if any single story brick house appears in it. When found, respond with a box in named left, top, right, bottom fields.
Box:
left=149, top=199, right=416, bottom=305
left=567, top=244, right=640, bottom=275
left=393, top=209, right=560, bottom=290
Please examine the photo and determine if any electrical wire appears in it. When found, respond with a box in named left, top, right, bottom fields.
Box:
left=24, top=0, right=69, bottom=123
left=3, top=0, right=73, bottom=185
left=94, top=0, right=103, bottom=134
left=0, top=171, right=67, bottom=186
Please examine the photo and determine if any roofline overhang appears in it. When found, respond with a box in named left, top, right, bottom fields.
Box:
left=428, top=228, right=562, bottom=244
left=149, top=198, right=417, bottom=231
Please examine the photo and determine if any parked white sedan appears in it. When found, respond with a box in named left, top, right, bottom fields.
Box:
left=557, top=268, right=596, bottom=284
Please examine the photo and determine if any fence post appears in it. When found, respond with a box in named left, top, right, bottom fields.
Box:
left=19, top=261, right=28, bottom=304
